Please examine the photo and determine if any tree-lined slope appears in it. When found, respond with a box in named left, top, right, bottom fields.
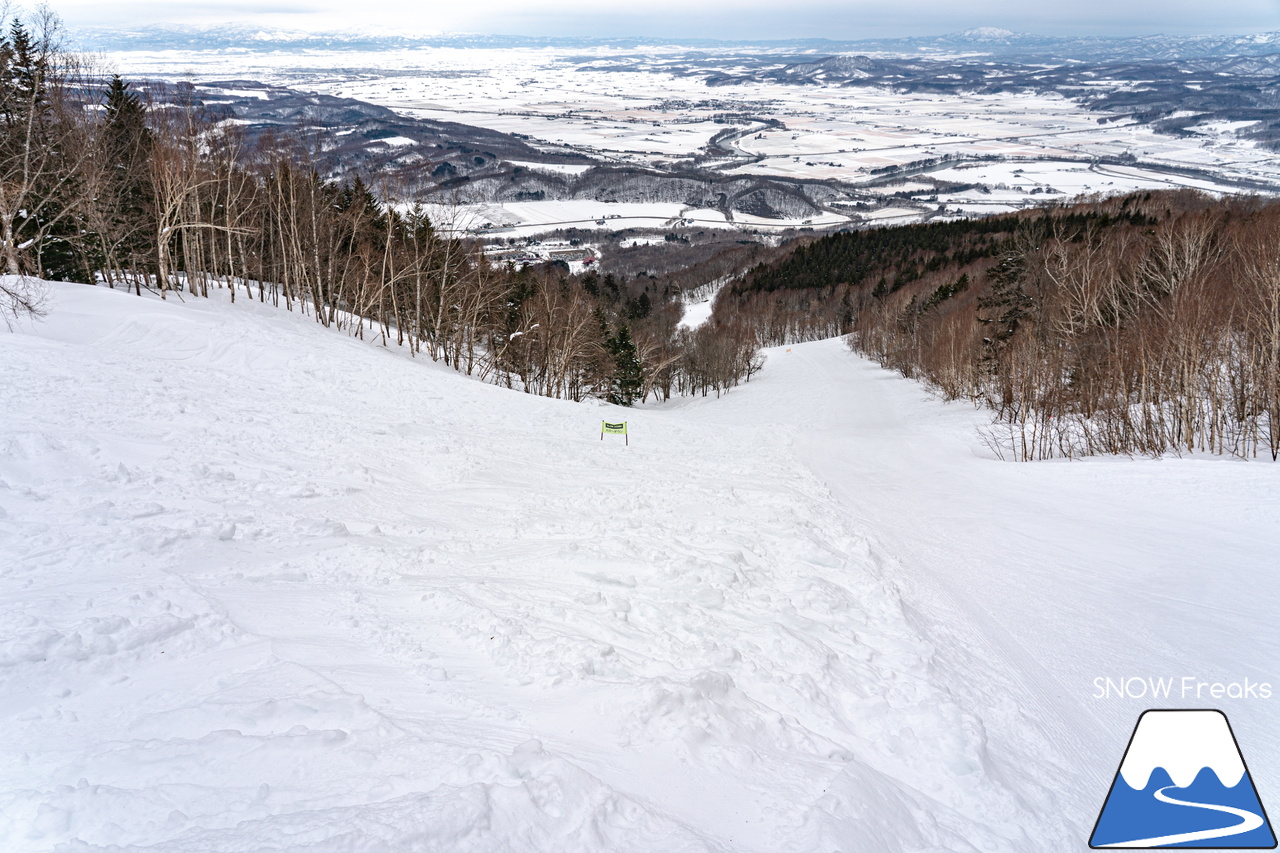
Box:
left=719, top=191, right=1280, bottom=459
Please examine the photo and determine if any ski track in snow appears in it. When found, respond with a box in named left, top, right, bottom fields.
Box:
left=1, top=281, right=1276, bottom=852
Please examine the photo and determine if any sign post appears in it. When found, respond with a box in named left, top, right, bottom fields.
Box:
left=601, top=421, right=628, bottom=446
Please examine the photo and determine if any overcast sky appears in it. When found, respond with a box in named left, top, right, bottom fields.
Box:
left=47, top=0, right=1280, bottom=39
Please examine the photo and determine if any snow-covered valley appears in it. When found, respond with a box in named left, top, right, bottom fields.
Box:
left=2, top=281, right=1277, bottom=851
left=102, top=44, right=1280, bottom=236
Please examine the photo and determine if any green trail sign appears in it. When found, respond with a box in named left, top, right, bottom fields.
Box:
left=601, top=421, right=628, bottom=445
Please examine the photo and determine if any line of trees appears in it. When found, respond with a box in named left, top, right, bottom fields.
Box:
left=0, top=8, right=764, bottom=403
left=721, top=192, right=1280, bottom=460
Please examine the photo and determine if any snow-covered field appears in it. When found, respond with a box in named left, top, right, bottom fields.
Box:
left=106, top=46, right=1280, bottom=208
left=435, top=200, right=849, bottom=237
left=2, top=281, right=1277, bottom=851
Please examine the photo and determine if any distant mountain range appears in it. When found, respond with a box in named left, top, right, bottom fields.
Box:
left=74, top=24, right=1280, bottom=62
left=843, top=28, right=1280, bottom=60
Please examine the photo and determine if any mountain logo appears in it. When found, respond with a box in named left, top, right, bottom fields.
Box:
left=1090, top=709, right=1276, bottom=848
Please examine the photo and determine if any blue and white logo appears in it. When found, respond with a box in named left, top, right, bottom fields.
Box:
left=1091, top=709, right=1276, bottom=848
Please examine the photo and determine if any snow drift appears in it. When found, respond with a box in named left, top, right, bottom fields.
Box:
left=1, top=281, right=1276, bottom=852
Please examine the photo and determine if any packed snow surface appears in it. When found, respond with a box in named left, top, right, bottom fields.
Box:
left=2, top=281, right=1277, bottom=851
left=678, top=282, right=727, bottom=331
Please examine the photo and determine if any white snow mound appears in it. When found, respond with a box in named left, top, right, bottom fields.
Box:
left=2, top=280, right=1277, bottom=852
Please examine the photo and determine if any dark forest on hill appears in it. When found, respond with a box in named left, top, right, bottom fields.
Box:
left=716, top=192, right=1280, bottom=460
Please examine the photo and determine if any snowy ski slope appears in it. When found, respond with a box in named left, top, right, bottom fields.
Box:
left=1, top=281, right=1277, bottom=851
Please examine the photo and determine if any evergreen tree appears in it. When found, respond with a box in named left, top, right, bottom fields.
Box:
left=0, top=19, right=44, bottom=274
left=97, top=75, right=154, bottom=280
left=977, top=250, right=1034, bottom=346
left=976, top=244, right=1036, bottom=408
left=625, top=290, right=651, bottom=320
left=2, top=20, right=42, bottom=119
left=606, top=323, right=643, bottom=406
left=0, top=17, right=88, bottom=282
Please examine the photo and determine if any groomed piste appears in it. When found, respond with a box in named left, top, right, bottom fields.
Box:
left=1, top=281, right=1276, bottom=851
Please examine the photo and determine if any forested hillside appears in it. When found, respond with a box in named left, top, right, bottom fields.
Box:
left=0, top=10, right=761, bottom=403
left=718, top=192, right=1280, bottom=460
left=7, top=6, right=1279, bottom=461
